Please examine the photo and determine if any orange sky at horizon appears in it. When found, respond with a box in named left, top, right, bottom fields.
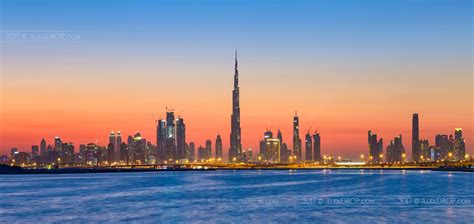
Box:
left=1, top=0, right=472, bottom=161
left=1, top=59, right=472, bottom=159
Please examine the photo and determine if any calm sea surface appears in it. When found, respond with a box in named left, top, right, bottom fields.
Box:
left=0, top=170, right=473, bottom=223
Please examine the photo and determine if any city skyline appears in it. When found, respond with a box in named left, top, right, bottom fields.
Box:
left=1, top=1, right=472, bottom=223
left=1, top=0, right=472, bottom=159
left=1, top=51, right=471, bottom=161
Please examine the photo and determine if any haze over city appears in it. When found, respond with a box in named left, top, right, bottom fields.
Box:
left=1, top=0, right=472, bottom=160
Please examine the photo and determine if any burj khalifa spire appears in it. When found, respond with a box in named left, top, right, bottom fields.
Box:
left=229, top=50, right=242, bottom=162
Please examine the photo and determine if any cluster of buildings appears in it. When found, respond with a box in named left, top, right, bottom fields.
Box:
left=0, top=52, right=469, bottom=166
left=257, top=113, right=322, bottom=164
left=367, top=114, right=467, bottom=164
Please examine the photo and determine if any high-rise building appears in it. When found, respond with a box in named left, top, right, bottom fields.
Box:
left=435, top=134, right=451, bottom=160
left=259, top=139, right=267, bottom=160
left=131, top=133, right=146, bottom=164
left=40, top=139, right=47, bottom=157
left=10, top=148, right=18, bottom=160
left=145, top=141, right=155, bottom=164
left=120, top=142, right=128, bottom=163
left=116, top=131, right=122, bottom=162
left=277, top=129, right=289, bottom=163
left=78, top=144, right=86, bottom=164
left=165, top=111, right=176, bottom=161
left=386, top=135, right=405, bottom=163
left=157, top=119, right=167, bottom=162
left=176, top=117, right=186, bottom=161
left=107, top=142, right=115, bottom=164
left=46, top=144, right=57, bottom=164
left=293, top=111, right=302, bottom=162
left=206, top=140, right=212, bottom=159
left=245, top=149, right=253, bottom=162
left=108, top=131, right=116, bottom=163
left=187, top=142, right=195, bottom=161
left=280, top=143, right=288, bottom=163
left=420, top=139, right=430, bottom=161
left=12, top=151, right=29, bottom=165
left=412, top=113, right=420, bottom=162
left=215, top=134, right=223, bottom=160
left=259, top=130, right=281, bottom=163
left=61, top=143, right=74, bottom=164
left=85, top=143, right=101, bottom=165
left=31, top=145, right=39, bottom=159
left=368, top=131, right=383, bottom=163
left=454, top=128, right=465, bottom=161
left=305, top=132, right=313, bottom=161
left=229, top=50, right=242, bottom=163
left=54, top=137, right=62, bottom=151
left=260, top=130, right=272, bottom=160
left=454, top=128, right=462, bottom=140
left=198, top=142, right=211, bottom=161
left=313, top=132, right=321, bottom=162
left=265, top=139, right=281, bottom=163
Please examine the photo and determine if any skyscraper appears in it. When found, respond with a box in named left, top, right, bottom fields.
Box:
left=61, top=142, right=74, bottom=164
left=259, top=130, right=280, bottom=163
left=165, top=111, right=176, bottom=161
left=229, top=50, right=242, bottom=162
left=107, top=142, right=115, bottom=164
left=412, top=113, right=420, bottom=162
left=116, top=131, right=122, bottom=162
left=198, top=145, right=209, bottom=161
left=266, top=138, right=281, bottom=163
left=108, top=131, right=116, bottom=163
left=157, top=119, right=166, bottom=162
left=176, top=117, right=186, bottom=161
left=277, top=129, right=289, bottom=162
left=454, top=128, right=465, bottom=161
left=54, top=137, right=62, bottom=151
left=386, top=135, right=405, bottom=163
left=10, top=148, right=18, bottom=160
left=277, top=129, right=283, bottom=145
left=31, top=145, right=39, bottom=159
left=120, top=142, right=128, bottom=163
left=40, top=138, right=47, bottom=157
left=420, top=139, right=430, bottom=161
left=260, top=130, right=272, bottom=160
left=132, top=133, right=145, bottom=164
left=305, top=131, right=313, bottom=161
left=313, top=132, right=321, bottom=162
left=187, top=142, right=195, bottom=161
left=215, top=134, right=223, bottom=160
left=435, top=134, right=450, bottom=160
left=293, top=111, right=302, bottom=162
left=206, top=140, right=212, bottom=159
left=368, top=131, right=383, bottom=163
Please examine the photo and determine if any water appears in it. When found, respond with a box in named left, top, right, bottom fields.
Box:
left=0, top=170, right=473, bottom=223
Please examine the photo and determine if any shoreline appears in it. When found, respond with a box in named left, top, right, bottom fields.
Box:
left=1, top=164, right=472, bottom=174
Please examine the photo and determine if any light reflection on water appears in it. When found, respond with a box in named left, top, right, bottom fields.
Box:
left=0, top=170, right=472, bottom=223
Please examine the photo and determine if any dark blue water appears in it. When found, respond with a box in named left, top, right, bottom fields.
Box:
left=1, top=170, right=473, bottom=223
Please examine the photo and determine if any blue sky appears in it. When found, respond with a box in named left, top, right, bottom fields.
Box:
left=1, top=0, right=472, bottom=157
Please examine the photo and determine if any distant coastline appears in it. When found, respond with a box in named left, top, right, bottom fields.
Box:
left=1, top=164, right=472, bottom=175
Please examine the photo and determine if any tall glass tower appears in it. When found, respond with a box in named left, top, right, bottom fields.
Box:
left=293, top=111, right=302, bottom=161
left=412, top=113, right=420, bottom=162
left=229, top=50, right=242, bottom=162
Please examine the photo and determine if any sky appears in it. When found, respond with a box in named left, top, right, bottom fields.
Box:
left=0, top=0, right=472, bottom=159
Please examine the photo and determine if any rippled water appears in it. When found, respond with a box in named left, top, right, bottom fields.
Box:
left=1, top=170, right=473, bottom=223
